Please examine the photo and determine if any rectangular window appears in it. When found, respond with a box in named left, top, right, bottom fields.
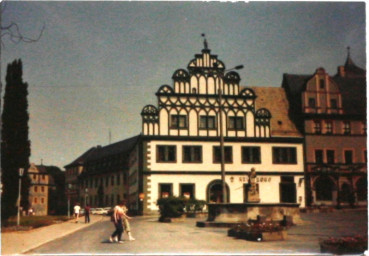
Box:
left=34, top=197, right=38, bottom=203
left=41, top=198, right=44, bottom=204
left=315, top=150, right=323, bottom=164
left=343, top=121, right=351, bottom=135
left=41, top=186, right=45, bottom=192
left=213, top=146, right=233, bottom=163
left=330, top=99, right=338, bottom=109
left=170, top=115, right=187, bottom=129
left=272, top=147, right=297, bottom=164
left=309, top=98, right=316, bottom=108
left=228, top=116, right=244, bottom=130
left=157, top=145, right=176, bottom=162
left=117, top=174, right=120, bottom=185
left=199, top=116, right=216, bottom=129
left=314, top=121, right=321, bottom=134
left=325, top=121, right=333, bottom=134
left=326, top=150, right=335, bottom=164
left=362, top=122, right=367, bottom=135
left=180, top=184, right=195, bottom=199
left=183, top=146, right=202, bottom=163
left=242, top=147, right=261, bottom=163
left=320, top=79, right=325, bottom=89
left=111, top=194, right=114, bottom=206
left=159, top=183, right=173, bottom=198
left=364, top=150, right=367, bottom=163
left=111, top=176, right=114, bottom=186
left=344, top=150, right=353, bottom=164
left=105, top=177, right=108, bottom=187
left=34, top=186, right=38, bottom=192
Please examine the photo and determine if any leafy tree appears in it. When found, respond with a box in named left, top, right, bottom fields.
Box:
left=1, top=59, right=31, bottom=221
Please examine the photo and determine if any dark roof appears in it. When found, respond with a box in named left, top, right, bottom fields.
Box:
left=64, top=147, right=97, bottom=168
left=343, top=55, right=366, bottom=78
left=333, top=76, right=366, bottom=115
left=84, top=135, right=140, bottom=163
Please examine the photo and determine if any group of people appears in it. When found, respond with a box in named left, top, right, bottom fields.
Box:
left=109, top=200, right=135, bottom=243
left=73, top=200, right=135, bottom=243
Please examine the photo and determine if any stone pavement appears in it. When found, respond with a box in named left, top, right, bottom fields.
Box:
left=1, top=214, right=104, bottom=255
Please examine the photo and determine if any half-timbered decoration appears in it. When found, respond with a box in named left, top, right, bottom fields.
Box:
left=133, top=39, right=305, bottom=214
left=282, top=47, right=367, bottom=208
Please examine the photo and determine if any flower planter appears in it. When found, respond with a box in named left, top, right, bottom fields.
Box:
left=319, top=236, right=368, bottom=255
left=228, top=221, right=287, bottom=242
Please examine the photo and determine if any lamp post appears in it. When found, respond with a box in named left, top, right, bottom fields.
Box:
left=217, top=65, right=244, bottom=203
left=17, top=168, right=24, bottom=226
left=67, top=183, right=72, bottom=218
left=85, top=188, right=88, bottom=207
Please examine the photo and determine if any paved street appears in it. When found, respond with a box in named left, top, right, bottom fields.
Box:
left=24, top=209, right=367, bottom=255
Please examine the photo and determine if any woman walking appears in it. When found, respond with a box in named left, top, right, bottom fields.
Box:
left=109, top=200, right=132, bottom=243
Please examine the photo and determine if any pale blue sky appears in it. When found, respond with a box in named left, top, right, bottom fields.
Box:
left=1, top=1, right=366, bottom=169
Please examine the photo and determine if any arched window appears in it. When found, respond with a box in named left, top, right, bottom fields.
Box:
left=315, top=176, right=334, bottom=201
left=356, top=177, right=367, bottom=201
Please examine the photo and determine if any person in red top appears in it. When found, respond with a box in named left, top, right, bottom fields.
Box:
left=84, top=205, right=91, bottom=223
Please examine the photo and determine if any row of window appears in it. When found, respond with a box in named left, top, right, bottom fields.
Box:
left=33, top=197, right=45, bottom=204
left=313, top=120, right=366, bottom=135
left=85, top=193, right=127, bottom=207
left=171, top=115, right=245, bottom=130
left=83, top=173, right=127, bottom=189
left=308, top=98, right=339, bottom=109
left=157, top=145, right=297, bottom=164
left=315, top=149, right=367, bottom=164
left=33, top=186, right=45, bottom=193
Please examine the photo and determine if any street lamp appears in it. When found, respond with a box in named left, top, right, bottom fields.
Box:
left=217, top=65, right=244, bottom=203
left=85, top=188, right=88, bottom=207
left=67, top=183, right=72, bottom=218
left=17, top=168, right=24, bottom=226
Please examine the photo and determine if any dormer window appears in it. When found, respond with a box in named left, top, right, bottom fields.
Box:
left=170, top=115, right=187, bottom=129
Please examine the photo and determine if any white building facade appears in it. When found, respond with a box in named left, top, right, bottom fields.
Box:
left=133, top=41, right=305, bottom=214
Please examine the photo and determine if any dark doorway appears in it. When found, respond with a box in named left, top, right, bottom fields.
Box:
left=280, top=176, right=296, bottom=203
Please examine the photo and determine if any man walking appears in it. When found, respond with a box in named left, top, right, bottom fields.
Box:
left=84, top=205, right=91, bottom=223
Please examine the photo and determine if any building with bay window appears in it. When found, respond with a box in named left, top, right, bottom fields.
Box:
left=129, top=40, right=306, bottom=214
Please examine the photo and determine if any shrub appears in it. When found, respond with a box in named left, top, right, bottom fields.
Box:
left=184, top=198, right=206, bottom=213
left=157, top=196, right=185, bottom=218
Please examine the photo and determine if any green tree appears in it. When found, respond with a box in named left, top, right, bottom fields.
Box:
left=1, top=59, right=31, bottom=221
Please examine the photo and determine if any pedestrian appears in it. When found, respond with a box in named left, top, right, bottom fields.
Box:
left=73, top=203, right=81, bottom=223
left=109, top=200, right=132, bottom=243
left=84, top=204, right=91, bottom=223
left=121, top=200, right=135, bottom=241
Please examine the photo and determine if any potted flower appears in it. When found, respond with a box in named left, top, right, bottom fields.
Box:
left=228, top=221, right=287, bottom=241
left=319, top=235, right=368, bottom=254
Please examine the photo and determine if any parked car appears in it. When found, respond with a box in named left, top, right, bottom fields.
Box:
left=91, top=208, right=108, bottom=215
left=90, top=208, right=97, bottom=214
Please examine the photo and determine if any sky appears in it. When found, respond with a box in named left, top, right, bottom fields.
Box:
left=1, top=1, right=366, bottom=169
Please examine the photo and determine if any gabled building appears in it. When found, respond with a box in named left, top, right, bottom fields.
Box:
left=64, top=147, right=96, bottom=207
left=129, top=40, right=306, bottom=214
left=282, top=48, right=367, bottom=208
left=28, top=163, right=51, bottom=216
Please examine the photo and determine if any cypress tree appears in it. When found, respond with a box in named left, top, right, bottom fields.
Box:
left=1, top=59, right=31, bottom=221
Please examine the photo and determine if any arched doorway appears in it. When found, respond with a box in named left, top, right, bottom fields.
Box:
left=340, top=183, right=351, bottom=202
left=315, top=175, right=335, bottom=201
left=207, top=180, right=230, bottom=203
left=356, top=177, right=367, bottom=201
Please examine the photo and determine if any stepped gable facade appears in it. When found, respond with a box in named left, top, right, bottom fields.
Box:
left=282, top=48, right=367, bottom=208
left=133, top=40, right=305, bottom=214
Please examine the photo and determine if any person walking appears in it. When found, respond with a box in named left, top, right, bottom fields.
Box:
left=73, top=203, right=81, bottom=223
left=84, top=205, right=91, bottom=223
left=121, top=200, right=135, bottom=241
left=109, top=200, right=132, bottom=243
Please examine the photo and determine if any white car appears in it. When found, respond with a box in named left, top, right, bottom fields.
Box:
left=92, top=208, right=108, bottom=215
